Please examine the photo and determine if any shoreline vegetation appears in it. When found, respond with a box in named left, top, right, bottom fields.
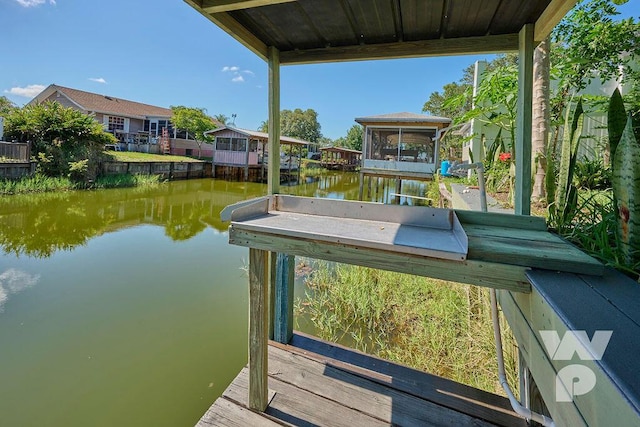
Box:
left=296, top=260, right=519, bottom=397
left=0, top=151, right=203, bottom=195
left=0, top=172, right=164, bottom=195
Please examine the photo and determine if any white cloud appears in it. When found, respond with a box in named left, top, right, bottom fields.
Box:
left=89, top=77, right=107, bottom=84
left=15, top=0, right=55, bottom=7
left=0, top=268, right=41, bottom=311
left=222, top=66, right=240, bottom=72
left=4, top=84, right=46, bottom=98
left=222, top=65, right=254, bottom=83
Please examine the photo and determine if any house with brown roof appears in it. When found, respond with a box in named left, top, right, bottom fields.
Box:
left=28, top=84, right=214, bottom=157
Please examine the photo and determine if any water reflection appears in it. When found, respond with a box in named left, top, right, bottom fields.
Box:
left=0, top=172, right=426, bottom=258
left=0, top=179, right=268, bottom=258
left=0, top=268, right=41, bottom=310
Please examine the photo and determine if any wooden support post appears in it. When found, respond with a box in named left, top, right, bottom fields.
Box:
left=358, top=171, right=364, bottom=201
left=268, top=252, right=276, bottom=340
left=274, top=253, right=295, bottom=343
left=515, top=24, right=534, bottom=215
left=249, top=248, right=269, bottom=411
left=395, top=177, right=402, bottom=204
left=268, top=46, right=281, bottom=195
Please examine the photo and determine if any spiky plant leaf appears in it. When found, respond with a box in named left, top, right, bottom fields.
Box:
left=608, top=88, right=627, bottom=160
left=612, top=116, right=640, bottom=265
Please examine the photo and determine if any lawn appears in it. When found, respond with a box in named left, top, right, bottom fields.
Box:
left=103, top=151, right=205, bottom=163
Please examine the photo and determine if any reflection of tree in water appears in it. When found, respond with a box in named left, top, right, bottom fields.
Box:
left=163, top=203, right=208, bottom=241
left=0, top=174, right=369, bottom=258
left=0, top=179, right=260, bottom=258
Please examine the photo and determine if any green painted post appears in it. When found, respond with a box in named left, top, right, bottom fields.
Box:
left=274, top=253, right=295, bottom=343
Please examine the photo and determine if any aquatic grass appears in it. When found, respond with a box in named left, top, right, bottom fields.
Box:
left=91, top=173, right=164, bottom=189
left=296, top=261, right=519, bottom=396
left=0, top=174, right=77, bottom=194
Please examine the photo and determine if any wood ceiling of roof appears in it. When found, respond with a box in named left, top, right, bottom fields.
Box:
left=185, top=0, right=576, bottom=64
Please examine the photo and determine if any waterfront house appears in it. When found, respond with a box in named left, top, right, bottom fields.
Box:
left=205, top=125, right=309, bottom=181
left=28, top=84, right=214, bottom=156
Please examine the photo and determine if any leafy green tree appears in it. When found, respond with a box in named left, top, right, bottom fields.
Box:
left=0, top=96, right=15, bottom=116
left=342, top=124, right=364, bottom=151
left=213, top=113, right=229, bottom=125
left=170, top=106, right=217, bottom=158
left=4, top=101, right=116, bottom=180
left=259, top=108, right=322, bottom=143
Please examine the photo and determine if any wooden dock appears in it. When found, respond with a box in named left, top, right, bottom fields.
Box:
left=197, top=333, right=526, bottom=427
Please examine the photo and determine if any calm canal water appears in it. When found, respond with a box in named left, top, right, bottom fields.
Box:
left=0, top=172, right=428, bottom=427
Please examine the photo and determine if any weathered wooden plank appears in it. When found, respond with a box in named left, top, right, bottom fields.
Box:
left=454, top=209, right=547, bottom=230
left=230, top=228, right=531, bottom=292
left=466, top=233, right=603, bottom=275
left=183, top=1, right=269, bottom=60
left=249, top=248, right=269, bottom=410
left=225, top=367, right=390, bottom=427
left=496, top=289, right=588, bottom=427
left=535, top=0, right=579, bottom=42
left=267, top=46, right=280, bottom=195
left=279, top=34, right=519, bottom=65
left=281, top=332, right=526, bottom=427
left=203, top=0, right=295, bottom=13
left=196, top=397, right=281, bottom=427
left=515, top=24, right=534, bottom=215
left=526, top=269, right=640, bottom=425
left=273, top=253, right=294, bottom=343
left=266, top=344, right=501, bottom=426
left=463, top=224, right=559, bottom=242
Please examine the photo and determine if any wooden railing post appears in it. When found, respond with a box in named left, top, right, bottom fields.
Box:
left=249, top=248, right=269, bottom=411
left=274, top=253, right=295, bottom=343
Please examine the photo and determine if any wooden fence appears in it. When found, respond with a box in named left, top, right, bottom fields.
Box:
left=0, top=142, right=29, bottom=162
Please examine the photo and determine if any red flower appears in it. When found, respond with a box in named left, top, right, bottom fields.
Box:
left=498, top=152, right=511, bottom=162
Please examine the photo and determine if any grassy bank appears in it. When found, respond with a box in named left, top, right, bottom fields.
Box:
left=0, top=173, right=163, bottom=195
left=296, top=261, right=519, bottom=396
left=103, top=151, right=204, bottom=163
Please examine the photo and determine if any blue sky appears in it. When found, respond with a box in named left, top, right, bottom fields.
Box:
left=1, top=0, right=637, bottom=140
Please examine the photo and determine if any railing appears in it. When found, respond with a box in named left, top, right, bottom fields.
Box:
left=0, top=142, right=29, bottom=162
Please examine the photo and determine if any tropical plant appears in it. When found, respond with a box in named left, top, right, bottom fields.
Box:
left=612, top=115, right=640, bottom=266
left=547, top=98, right=584, bottom=232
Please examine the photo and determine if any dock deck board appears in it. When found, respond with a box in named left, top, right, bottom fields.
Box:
left=197, top=333, right=527, bottom=427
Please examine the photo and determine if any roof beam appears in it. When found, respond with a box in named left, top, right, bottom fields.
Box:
left=203, top=0, right=296, bottom=13
left=279, top=34, right=519, bottom=65
left=534, top=0, right=578, bottom=42
left=184, top=0, right=269, bottom=60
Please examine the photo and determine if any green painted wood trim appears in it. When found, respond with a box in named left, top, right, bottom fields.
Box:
left=274, top=253, right=295, bottom=343
left=268, top=46, right=280, bottom=195
left=230, top=227, right=531, bottom=292
left=249, top=248, right=269, bottom=411
left=499, top=284, right=640, bottom=427
left=497, top=289, right=587, bottom=427
left=515, top=24, right=534, bottom=215
left=455, top=209, right=547, bottom=230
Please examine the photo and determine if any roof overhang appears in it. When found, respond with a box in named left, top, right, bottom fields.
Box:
left=184, top=0, right=577, bottom=65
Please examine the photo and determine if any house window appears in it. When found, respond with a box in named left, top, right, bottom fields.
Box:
left=216, top=137, right=231, bottom=150
left=216, top=137, right=247, bottom=151
left=232, top=137, right=247, bottom=151
left=108, top=116, right=125, bottom=133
